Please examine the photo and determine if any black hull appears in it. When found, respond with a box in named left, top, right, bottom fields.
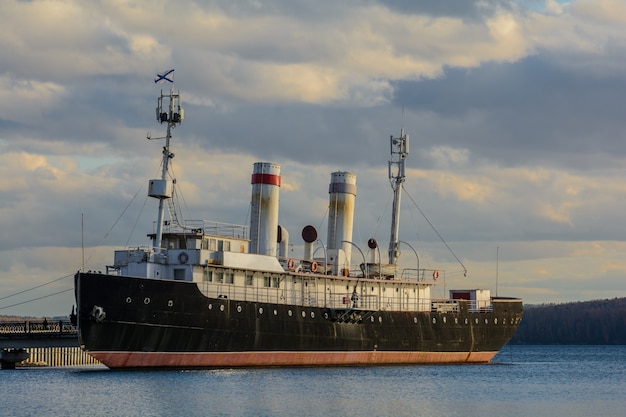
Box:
left=75, top=272, right=523, bottom=368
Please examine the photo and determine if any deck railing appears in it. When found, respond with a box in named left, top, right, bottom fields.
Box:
left=197, top=281, right=493, bottom=313
left=154, top=220, right=249, bottom=239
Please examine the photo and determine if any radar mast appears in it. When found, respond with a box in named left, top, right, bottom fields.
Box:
left=147, top=84, right=184, bottom=263
left=388, top=129, right=409, bottom=265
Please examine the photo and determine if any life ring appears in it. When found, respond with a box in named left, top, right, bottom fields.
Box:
left=287, top=258, right=295, bottom=271
left=433, top=270, right=439, bottom=280
left=311, top=261, right=318, bottom=273
left=178, top=252, right=189, bottom=264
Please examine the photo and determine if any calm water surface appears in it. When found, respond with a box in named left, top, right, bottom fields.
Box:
left=2, top=345, right=625, bottom=417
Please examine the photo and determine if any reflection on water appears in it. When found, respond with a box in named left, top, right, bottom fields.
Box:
left=3, top=346, right=625, bottom=417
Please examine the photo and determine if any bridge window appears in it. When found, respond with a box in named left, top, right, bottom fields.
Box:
left=264, top=276, right=271, bottom=287
left=225, top=271, right=234, bottom=284
left=174, top=269, right=185, bottom=280
left=245, top=272, right=254, bottom=286
left=215, top=271, right=224, bottom=283
left=203, top=269, right=213, bottom=282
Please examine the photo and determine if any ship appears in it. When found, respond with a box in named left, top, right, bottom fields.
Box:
left=74, top=84, right=523, bottom=369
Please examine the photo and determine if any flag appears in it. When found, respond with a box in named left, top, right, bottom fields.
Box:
left=154, top=69, right=174, bottom=84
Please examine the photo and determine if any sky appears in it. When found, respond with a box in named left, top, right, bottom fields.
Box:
left=1, top=0, right=625, bottom=317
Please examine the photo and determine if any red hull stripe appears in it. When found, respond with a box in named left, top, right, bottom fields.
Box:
left=88, top=350, right=498, bottom=368
left=251, top=173, right=281, bottom=186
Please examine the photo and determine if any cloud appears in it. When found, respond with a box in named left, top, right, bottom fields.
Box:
left=1, top=0, right=626, bottom=316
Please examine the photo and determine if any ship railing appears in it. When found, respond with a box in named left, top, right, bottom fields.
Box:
left=153, top=219, right=249, bottom=240
left=399, top=268, right=437, bottom=282
left=325, top=293, right=380, bottom=310
left=467, top=299, right=494, bottom=312
left=431, top=300, right=460, bottom=313
left=197, top=281, right=461, bottom=313
left=198, top=280, right=500, bottom=314
left=429, top=299, right=494, bottom=313
left=400, top=268, right=418, bottom=280
left=278, top=257, right=329, bottom=274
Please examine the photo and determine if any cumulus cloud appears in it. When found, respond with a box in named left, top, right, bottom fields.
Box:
left=1, top=0, right=625, bottom=316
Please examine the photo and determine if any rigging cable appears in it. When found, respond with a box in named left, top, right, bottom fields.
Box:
left=402, top=186, right=468, bottom=277
left=0, top=288, right=73, bottom=311
left=83, top=182, right=145, bottom=268
left=125, top=193, right=150, bottom=248
left=372, top=189, right=393, bottom=240
left=169, top=163, right=190, bottom=221
left=317, top=205, right=329, bottom=238
left=100, top=182, right=144, bottom=244
left=2, top=173, right=146, bottom=309
left=0, top=273, right=73, bottom=302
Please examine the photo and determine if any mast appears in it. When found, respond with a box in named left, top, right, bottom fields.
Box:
left=148, top=86, right=184, bottom=258
left=388, top=129, right=409, bottom=265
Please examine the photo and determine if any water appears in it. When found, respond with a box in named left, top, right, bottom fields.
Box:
left=2, top=346, right=625, bottom=417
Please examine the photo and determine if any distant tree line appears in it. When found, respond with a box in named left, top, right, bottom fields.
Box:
left=510, top=297, right=626, bottom=344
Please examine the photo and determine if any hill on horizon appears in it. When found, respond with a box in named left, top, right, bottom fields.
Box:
left=511, top=297, right=626, bottom=345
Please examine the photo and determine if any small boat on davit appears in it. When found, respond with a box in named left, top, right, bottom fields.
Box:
left=74, top=81, right=523, bottom=369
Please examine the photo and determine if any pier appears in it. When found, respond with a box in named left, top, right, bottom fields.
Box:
left=0, top=319, right=101, bottom=368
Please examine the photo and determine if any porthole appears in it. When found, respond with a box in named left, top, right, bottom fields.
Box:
left=432, top=317, right=436, bottom=324
left=371, top=316, right=375, bottom=322
left=125, top=297, right=132, bottom=304
left=259, top=307, right=264, bottom=315
left=443, top=316, right=447, bottom=323
left=324, top=312, right=329, bottom=319
left=301, top=311, right=306, bottom=318
left=413, top=317, right=418, bottom=324
left=208, top=304, right=213, bottom=310
left=454, top=317, right=458, bottom=324
left=144, top=297, right=151, bottom=305
left=274, top=309, right=278, bottom=316
left=464, top=318, right=468, bottom=325
left=237, top=305, right=242, bottom=313
left=484, top=318, right=488, bottom=324
left=220, top=304, right=225, bottom=312
left=503, top=318, right=507, bottom=325
left=311, top=311, right=315, bottom=319
left=494, top=318, right=498, bottom=325
left=167, top=300, right=174, bottom=307
left=288, top=310, right=292, bottom=317
left=475, top=318, right=479, bottom=324
left=378, top=316, right=383, bottom=323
